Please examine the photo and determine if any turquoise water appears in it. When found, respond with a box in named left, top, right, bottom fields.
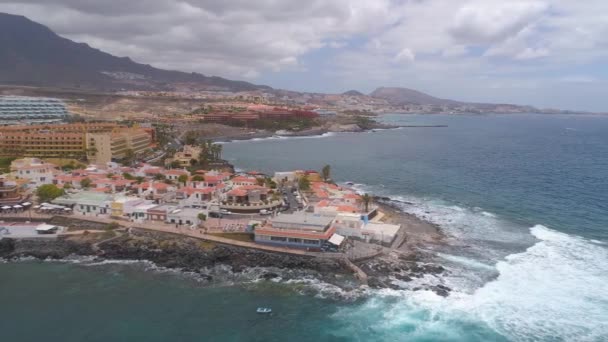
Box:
left=2, top=114, right=608, bottom=341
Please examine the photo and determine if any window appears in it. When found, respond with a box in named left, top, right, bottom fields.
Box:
left=270, top=236, right=287, bottom=242
left=303, top=239, right=318, bottom=245
left=288, top=238, right=302, bottom=244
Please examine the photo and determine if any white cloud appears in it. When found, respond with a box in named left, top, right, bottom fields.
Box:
left=0, top=0, right=607, bottom=110
left=394, top=48, right=415, bottom=63
left=449, top=1, right=549, bottom=44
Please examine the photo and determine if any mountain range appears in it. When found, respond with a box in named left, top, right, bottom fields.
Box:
left=0, top=12, right=585, bottom=113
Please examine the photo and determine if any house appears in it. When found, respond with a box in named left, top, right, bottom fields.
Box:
left=332, top=213, right=400, bottom=244
left=110, top=196, right=145, bottom=218
left=165, top=169, right=190, bottom=182
left=177, top=186, right=217, bottom=206
left=225, top=185, right=269, bottom=204
left=130, top=203, right=159, bottom=222
left=10, top=158, right=58, bottom=187
left=230, top=176, right=258, bottom=186
left=165, top=145, right=202, bottom=168
left=53, top=191, right=112, bottom=215
left=254, top=212, right=336, bottom=249
left=166, top=207, right=203, bottom=226
left=273, top=171, right=297, bottom=183
left=133, top=181, right=176, bottom=199
left=146, top=204, right=176, bottom=222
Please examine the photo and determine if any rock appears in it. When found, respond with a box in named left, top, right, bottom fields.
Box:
left=430, top=284, right=451, bottom=297
left=261, top=272, right=280, bottom=280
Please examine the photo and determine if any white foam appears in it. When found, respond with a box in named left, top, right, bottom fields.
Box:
left=221, top=132, right=336, bottom=144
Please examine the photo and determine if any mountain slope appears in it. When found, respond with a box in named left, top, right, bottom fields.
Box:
left=0, top=12, right=268, bottom=92
left=370, top=87, right=461, bottom=106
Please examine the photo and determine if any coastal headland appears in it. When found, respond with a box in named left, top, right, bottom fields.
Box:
left=0, top=203, right=451, bottom=297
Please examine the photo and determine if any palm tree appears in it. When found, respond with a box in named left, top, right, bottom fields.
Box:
left=321, top=164, right=331, bottom=182
left=361, top=193, right=372, bottom=212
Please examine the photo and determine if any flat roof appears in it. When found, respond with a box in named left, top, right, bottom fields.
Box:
left=271, top=212, right=334, bottom=227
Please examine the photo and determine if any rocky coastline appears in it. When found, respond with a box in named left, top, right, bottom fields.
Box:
left=0, top=210, right=452, bottom=297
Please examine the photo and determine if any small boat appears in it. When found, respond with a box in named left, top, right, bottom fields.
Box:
left=256, top=307, right=272, bottom=314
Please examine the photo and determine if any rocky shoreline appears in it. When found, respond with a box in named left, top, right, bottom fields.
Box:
left=0, top=214, right=452, bottom=296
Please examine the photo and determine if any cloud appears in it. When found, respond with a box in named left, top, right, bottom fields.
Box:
left=0, top=0, right=607, bottom=110
left=449, top=1, right=549, bottom=44
left=394, top=48, right=415, bottom=63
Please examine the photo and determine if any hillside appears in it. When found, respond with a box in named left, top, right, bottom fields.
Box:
left=0, top=13, right=268, bottom=92
left=370, top=87, right=461, bottom=106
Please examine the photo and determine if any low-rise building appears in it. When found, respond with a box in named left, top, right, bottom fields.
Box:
left=332, top=213, right=400, bottom=244
left=10, top=158, right=58, bottom=187
left=254, top=212, right=335, bottom=249
left=53, top=191, right=112, bottom=215
left=165, top=145, right=202, bottom=168
left=166, top=207, right=203, bottom=226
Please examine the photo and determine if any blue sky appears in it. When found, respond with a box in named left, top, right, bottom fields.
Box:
left=0, top=0, right=607, bottom=111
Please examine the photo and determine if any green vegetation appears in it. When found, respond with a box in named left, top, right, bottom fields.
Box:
left=122, top=149, right=136, bottom=165
left=154, top=173, right=166, bottom=181
left=353, top=115, right=378, bottom=130
left=122, top=172, right=134, bottom=180
left=191, top=175, right=204, bottom=182
left=80, top=177, right=92, bottom=189
left=198, top=213, right=207, bottom=221
left=61, top=160, right=86, bottom=171
left=362, top=193, right=372, bottom=212
left=184, top=131, right=198, bottom=145
left=298, top=176, right=311, bottom=191
left=321, top=164, right=331, bottom=182
left=36, top=184, right=65, bottom=202
left=178, top=174, right=189, bottom=186
left=152, top=123, right=172, bottom=146
left=0, top=157, right=16, bottom=173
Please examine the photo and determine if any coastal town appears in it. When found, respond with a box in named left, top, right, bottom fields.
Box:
left=0, top=95, right=444, bottom=292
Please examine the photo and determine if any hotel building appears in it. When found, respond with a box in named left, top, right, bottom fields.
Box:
left=0, top=123, right=152, bottom=163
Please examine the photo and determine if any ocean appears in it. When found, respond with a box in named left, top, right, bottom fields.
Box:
left=2, top=114, right=607, bottom=341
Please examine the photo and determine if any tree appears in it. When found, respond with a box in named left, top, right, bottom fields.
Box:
left=298, top=176, right=311, bottom=191
left=63, top=182, right=72, bottom=190
left=123, top=149, right=135, bottom=165
left=321, top=164, right=331, bottom=182
left=184, top=131, right=198, bottom=145
left=190, top=158, right=198, bottom=166
left=80, top=177, right=92, bottom=189
left=192, top=175, right=204, bottom=182
left=135, top=176, right=145, bottom=184
left=198, top=213, right=207, bottom=221
left=178, top=174, right=189, bottom=186
left=154, top=173, right=166, bottom=181
left=362, top=193, right=372, bottom=212
left=123, top=172, right=135, bottom=180
left=170, top=160, right=181, bottom=169
left=36, top=184, right=65, bottom=202
left=256, top=178, right=266, bottom=186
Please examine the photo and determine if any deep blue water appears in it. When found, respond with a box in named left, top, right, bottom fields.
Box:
left=1, top=114, right=607, bottom=341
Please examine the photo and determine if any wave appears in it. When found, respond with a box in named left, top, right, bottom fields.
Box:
left=219, top=132, right=336, bottom=144
left=330, top=224, right=608, bottom=341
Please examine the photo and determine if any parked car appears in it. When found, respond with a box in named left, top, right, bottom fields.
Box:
left=209, top=212, right=223, bottom=218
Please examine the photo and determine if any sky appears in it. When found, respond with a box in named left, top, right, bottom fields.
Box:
left=0, top=0, right=607, bottom=111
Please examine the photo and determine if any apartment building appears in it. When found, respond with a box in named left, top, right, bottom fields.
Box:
left=0, top=123, right=152, bottom=162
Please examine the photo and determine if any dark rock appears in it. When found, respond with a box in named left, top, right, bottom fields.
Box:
left=261, top=272, right=280, bottom=280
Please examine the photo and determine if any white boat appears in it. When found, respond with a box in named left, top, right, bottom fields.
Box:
left=256, top=307, right=272, bottom=314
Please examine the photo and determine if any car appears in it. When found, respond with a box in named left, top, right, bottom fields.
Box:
left=259, top=209, right=272, bottom=215
left=220, top=209, right=231, bottom=214
left=209, top=212, right=223, bottom=218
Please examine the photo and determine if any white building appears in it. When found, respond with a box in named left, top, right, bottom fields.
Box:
left=332, top=213, right=400, bottom=244
left=11, top=158, right=58, bottom=187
